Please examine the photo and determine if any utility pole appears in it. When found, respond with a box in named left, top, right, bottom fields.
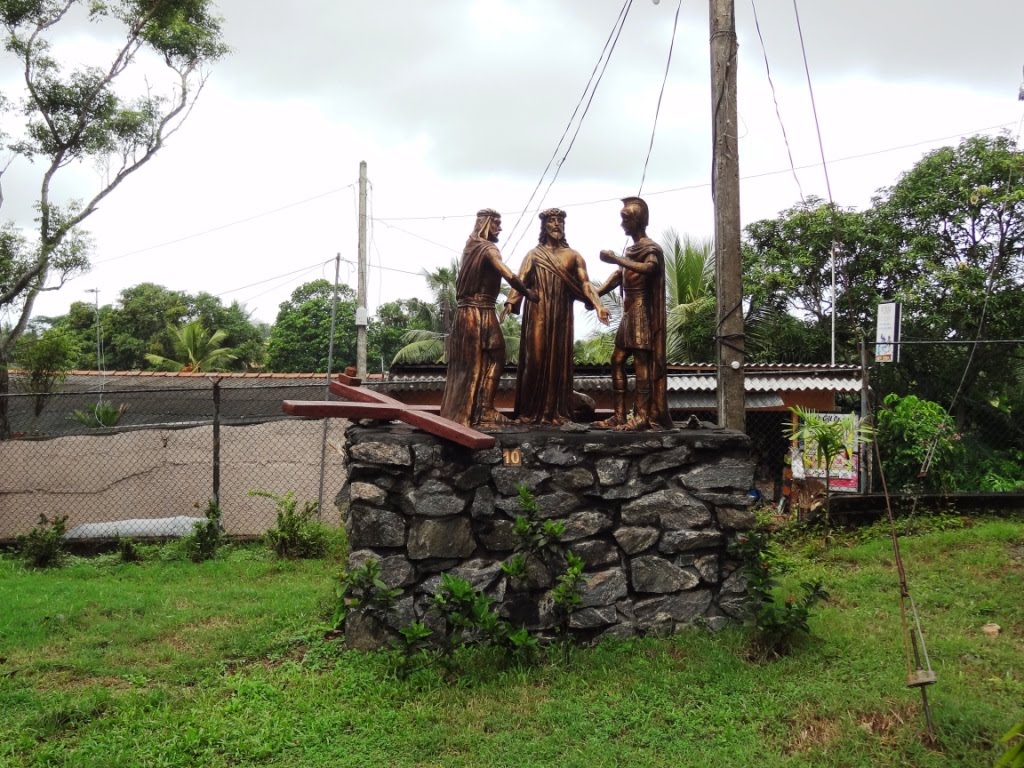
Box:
left=709, top=0, right=745, bottom=432
left=356, top=160, right=368, bottom=378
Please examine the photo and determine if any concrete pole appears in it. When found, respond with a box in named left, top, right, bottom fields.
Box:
left=709, top=0, right=745, bottom=432
left=356, top=160, right=368, bottom=378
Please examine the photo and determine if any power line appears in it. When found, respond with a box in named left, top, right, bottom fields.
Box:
left=750, top=0, right=804, bottom=203
left=372, top=120, right=1021, bottom=222
left=505, top=0, right=635, bottom=258
left=638, top=0, right=684, bottom=196
left=92, top=184, right=356, bottom=265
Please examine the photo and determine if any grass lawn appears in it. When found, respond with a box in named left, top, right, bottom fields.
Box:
left=1, top=517, right=1022, bottom=767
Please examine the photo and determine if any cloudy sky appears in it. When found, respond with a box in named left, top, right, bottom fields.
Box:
left=4, top=0, right=1023, bottom=338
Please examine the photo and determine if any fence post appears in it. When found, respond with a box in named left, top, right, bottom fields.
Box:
left=211, top=377, right=222, bottom=506
left=859, top=342, right=873, bottom=494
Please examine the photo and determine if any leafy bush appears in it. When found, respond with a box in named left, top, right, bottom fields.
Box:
left=69, top=400, right=128, bottom=429
left=333, top=559, right=402, bottom=629
left=731, top=515, right=829, bottom=659
left=876, top=393, right=965, bottom=493
left=16, top=514, right=68, bottom=568
left=181, top=500, right=223, bottom=563
left=249, top=490, right=333, bottom=559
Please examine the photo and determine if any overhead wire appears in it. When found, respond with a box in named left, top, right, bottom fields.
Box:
left=505, top=0, right=635, bottom=260
left=637, top=0, right=684, bottom=196
left=501, top=0, right=632, bottom=253
left=92, top=184, right=355, bottom=266
left=791, top=0, right=841, bottom=366
left=368, top=120, right=1020, bottom=223
left=750, top=0, right=804, bottom=203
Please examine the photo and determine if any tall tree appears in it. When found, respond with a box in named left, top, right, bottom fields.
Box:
left=871, top=133, right=1024, bottom=443
left=265, top=280, right=356, bottom=373
left=0, top=0, right=228, bottom=437
left=742, top=197, right=878, bottom=364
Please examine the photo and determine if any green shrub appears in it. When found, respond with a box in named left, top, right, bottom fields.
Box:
left=117, top=537, right=143, bottom=563
left=876, top=393, right=965, bottom=493
left=16, top=514, right=68, bottom=568
left=69, top=400, right=128, bottom=429
left=333, top=559, right=401, bottom=629
left=181, top=500, right=223, bottom=563
left=731, top=514, right=829, bottom=659
left=250, top=490, right=332, bottom=559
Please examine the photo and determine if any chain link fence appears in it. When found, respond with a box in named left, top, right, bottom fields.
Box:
left=0, top=378, right=347, bottom=542
left=3, top=348, right=1020, bottom=542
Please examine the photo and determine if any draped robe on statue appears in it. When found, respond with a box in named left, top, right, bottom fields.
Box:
left=506, top=246, right=594, bottom=425
left=439, top=237, right=505, bottom=426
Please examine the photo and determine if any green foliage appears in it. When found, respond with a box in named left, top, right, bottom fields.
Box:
left=508, top=484, right=566, bottom=570
left=69, top=399, right=127, bottom=428
left=1, top=522, right=1023, bottom=766
left=249, top=490, right=333, bottom=559
left=11, top=327, right=79, bottom=416
left=876, top=393, right=965, bottom=493
left=144, top=319, right=237, bottom=372
left=266, top=280, right=357, bottom=372
left=333, top=559, right=402, bottom=629
left=731, top=515, right=829, bottom=658
left=0, top=0, right=227, bottom=389
left=15, top=513, right=68, bottom=568
left=181, top=500, right=223, bottom=563
left=116, top=537, right=142, bottom=563
left=784, top=406, right=873, bottom=525
left=662, top=229, right=717, bottom=363
left=997, top=717, right=1024, bottom=768
left=51, top=285, right=265, bottom=371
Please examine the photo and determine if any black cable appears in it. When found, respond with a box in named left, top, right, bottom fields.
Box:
left=506, top=0, right=635, bottom=259
left=502, top=0, right=632, bottom=253
left=751, top=0, right=804, bottom=203
left=638, top=0, right=684, bottom=196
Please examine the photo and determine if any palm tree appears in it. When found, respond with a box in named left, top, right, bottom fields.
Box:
left=662, top=229, right=716, bottom=363
left=144, top=320, right=237, bottom=372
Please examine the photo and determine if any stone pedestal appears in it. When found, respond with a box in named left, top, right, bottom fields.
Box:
left=338, top=423, right=755, bottom=646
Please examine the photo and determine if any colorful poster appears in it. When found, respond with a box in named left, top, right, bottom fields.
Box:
left=796, top=412, right=860, bottom=493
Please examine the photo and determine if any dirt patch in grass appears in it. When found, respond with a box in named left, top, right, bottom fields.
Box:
left=857, top=703, right=915, bottom=745
left=784, top=706, right=842, bottom=754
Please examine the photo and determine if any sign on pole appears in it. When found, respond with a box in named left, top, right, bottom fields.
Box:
left=875, top=302, right=901, bottom=363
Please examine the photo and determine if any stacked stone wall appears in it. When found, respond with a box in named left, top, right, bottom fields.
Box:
left=339, top=423, right=755, bottom=646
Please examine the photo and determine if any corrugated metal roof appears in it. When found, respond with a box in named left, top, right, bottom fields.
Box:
left=374, top=369, right=861, bottom=394
left=668, top=392, right=785, bottom=409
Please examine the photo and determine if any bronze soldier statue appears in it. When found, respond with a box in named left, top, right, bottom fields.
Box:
left=595, top=197, right=673, bottom=431
left=440, top=209, right=537, bottom=428
left=502, top=208, right=609, bottom=425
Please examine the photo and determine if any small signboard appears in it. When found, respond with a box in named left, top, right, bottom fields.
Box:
left=790, top=412, right=860, bottom=493
left=875, top=302, right=901, bottom=363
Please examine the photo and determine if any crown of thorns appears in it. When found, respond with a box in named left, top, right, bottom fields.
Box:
left=476, top=208, right=501, bottom=218
left=538, top=208, right=567, bottom=221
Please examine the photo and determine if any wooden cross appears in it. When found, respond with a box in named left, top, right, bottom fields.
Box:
left=282, top=372, right=496, bottom=450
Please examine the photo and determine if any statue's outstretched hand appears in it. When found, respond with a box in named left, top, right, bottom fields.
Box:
left=596, top=305, right=611, bottom=325
left=599, top=249, right=618, bottom=264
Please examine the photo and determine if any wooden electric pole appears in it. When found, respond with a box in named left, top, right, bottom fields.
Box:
left=709, top=0, right=745, bottom=432
left=356, top=160, right=368, bottom=378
